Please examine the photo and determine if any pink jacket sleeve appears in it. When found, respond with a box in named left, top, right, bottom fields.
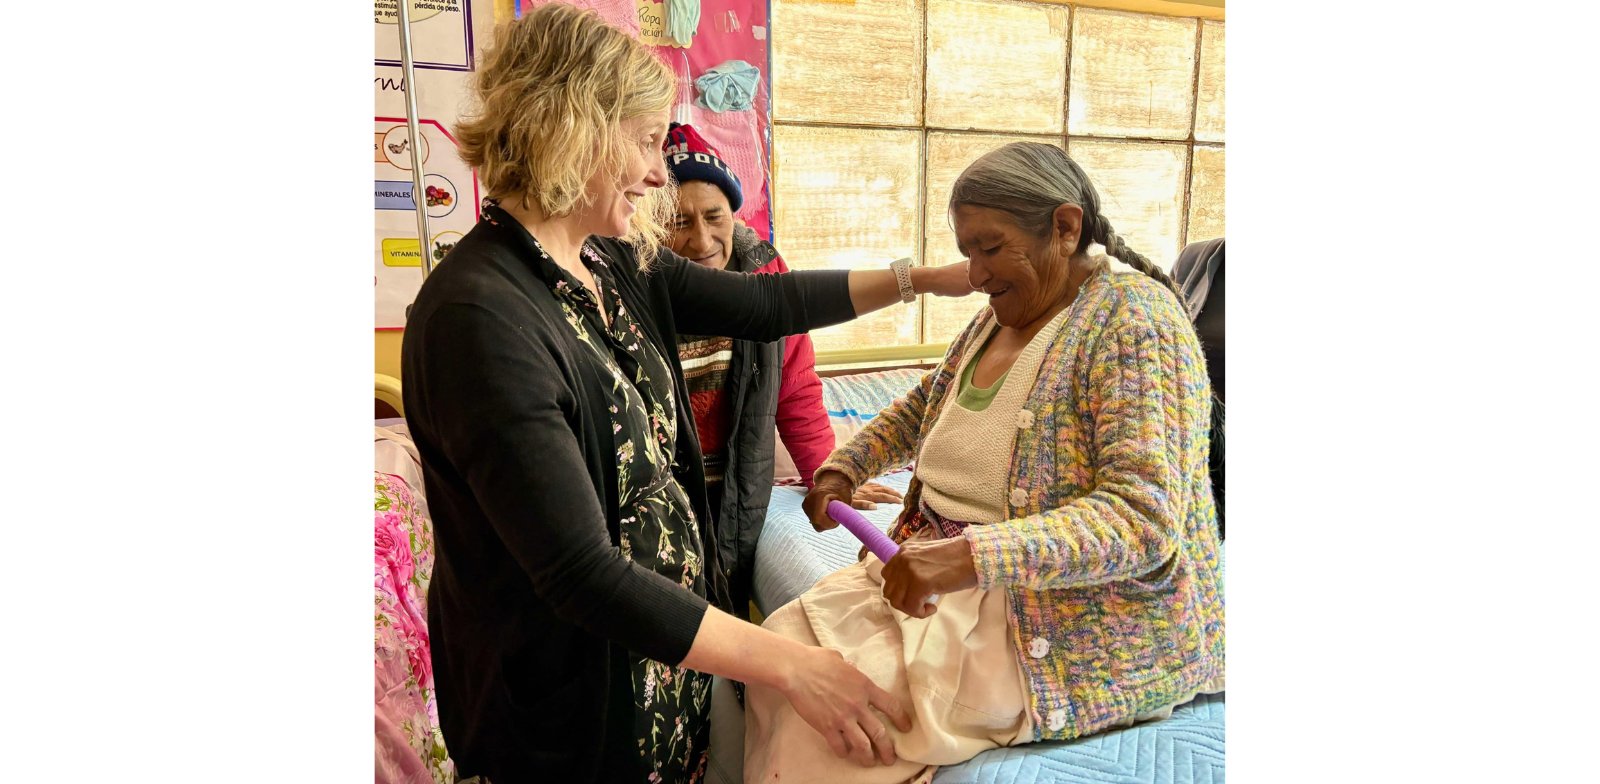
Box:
left=757, top=254, right=835, bottom=487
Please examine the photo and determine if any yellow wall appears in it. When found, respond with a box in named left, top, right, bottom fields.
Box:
left=376, top=330, right=404, bottom=382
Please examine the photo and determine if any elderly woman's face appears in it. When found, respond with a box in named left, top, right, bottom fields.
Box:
left=953, top=205, right=1078, bottom=329
left=581, top=112, right=672, bottom=238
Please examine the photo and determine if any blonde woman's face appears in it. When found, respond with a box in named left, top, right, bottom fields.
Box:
left=581, top=112, right=672, bottom=238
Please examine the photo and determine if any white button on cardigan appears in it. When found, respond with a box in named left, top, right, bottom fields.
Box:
left=1046, top=709, right=1068, bottom=732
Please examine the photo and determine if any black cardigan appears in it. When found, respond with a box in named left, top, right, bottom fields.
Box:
left=400, top=212, right=854, bottom=784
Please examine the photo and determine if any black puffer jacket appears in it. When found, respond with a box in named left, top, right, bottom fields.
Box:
left=698, top=226, right=788, bottom=619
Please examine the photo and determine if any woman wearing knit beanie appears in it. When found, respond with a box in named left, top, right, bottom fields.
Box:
left=744, top=142, right=1226, bottom=781
left=399, top=6, right=976, bottom=783
left=662, top=122, right=904, bottom=625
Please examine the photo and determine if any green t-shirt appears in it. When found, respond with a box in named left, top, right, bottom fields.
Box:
left=956, top=332, right=1008, bottom=412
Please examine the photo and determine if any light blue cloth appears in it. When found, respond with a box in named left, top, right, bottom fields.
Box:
left=666, top=0, right=699, bottom=46
left=694, top=60, right=761, bottom=113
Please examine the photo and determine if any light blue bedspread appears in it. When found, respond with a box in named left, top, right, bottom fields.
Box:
left=932, top=692, right=1224, bottom=784
left=750, top=471, right=913, bottom=616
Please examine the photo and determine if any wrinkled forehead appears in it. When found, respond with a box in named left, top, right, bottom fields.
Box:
left=951, top=205, right=1018, bottom=249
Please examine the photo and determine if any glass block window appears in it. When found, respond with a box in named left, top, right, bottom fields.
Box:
left=771, top=1, right=1224, bottom=348
left=1195, top=20, right=1226, bottom=142
left=1067, top=138, right=1189, bottom=268
left=1188, top=144, right=1225, bottom=243
left=771, top=0, right=925, bottom=126
left=926, top=0, right=1070, bottom=134
left=771, top=125, right=923, bottom=351
left=1067, top=8, right=1197, bottom=140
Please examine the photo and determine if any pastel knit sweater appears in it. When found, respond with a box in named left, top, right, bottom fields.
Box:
left=817, top=266, right=1225, bottom=741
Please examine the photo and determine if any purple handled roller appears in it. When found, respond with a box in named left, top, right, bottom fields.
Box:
left=827, top=500, right=900, bottom=561
left=827, top=500, right=939, bottom=608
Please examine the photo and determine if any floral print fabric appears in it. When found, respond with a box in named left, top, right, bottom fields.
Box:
left=375, top=471, right=455, bottom=784
left=526, top=222, right=712, bottom=783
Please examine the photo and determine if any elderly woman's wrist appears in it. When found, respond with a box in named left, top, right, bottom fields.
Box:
left=814, top=467, right=858, bottom=491
left=940, top=536, right=981, bottom=589
left=961, top=526, right=1001, bottom=589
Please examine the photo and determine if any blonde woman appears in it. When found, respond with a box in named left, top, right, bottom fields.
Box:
left=399, top=6, right=974, bottom=783
left=744, top=143, right=1226, bottom=781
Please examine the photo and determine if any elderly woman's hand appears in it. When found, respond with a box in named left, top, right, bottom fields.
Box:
left=803, top=471, right=857, bottom=532
left=849, top=481, right=904, bottom=510
left=880, top=537, right=979, bottom=618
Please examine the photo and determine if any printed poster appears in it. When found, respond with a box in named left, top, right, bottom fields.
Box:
left=375, top=0, right=479, bottom=72
left=374, top=2, right=492, bottom=329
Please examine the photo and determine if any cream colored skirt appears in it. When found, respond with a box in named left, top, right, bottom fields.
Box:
left=744, top=531, right=1030, bottom=784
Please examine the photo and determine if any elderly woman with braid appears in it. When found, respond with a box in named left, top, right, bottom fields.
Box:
left=743, top=143, right=1225, bottom=782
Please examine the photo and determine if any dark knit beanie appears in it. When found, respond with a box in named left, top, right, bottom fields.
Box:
left=662, top=122, right=743, bottom=212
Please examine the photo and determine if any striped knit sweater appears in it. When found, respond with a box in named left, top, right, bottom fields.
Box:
left=817, top=265, right=1225, bottom=742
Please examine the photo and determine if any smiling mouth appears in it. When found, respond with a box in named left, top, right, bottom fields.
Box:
left=624, top=192, right=643, bottom=205
left=987, top=286, right=1012, bottom=298
left=691, top=250, right=721, bottom=264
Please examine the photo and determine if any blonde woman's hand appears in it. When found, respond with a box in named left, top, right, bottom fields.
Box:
left=910, top=261, right=977, bottom=299
left=681, top=609, right=911, bottom=767
left=779, top=644, right=913, bottom=766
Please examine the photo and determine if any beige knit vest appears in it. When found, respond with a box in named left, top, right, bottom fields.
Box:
left=917, top=309, right=1070, bottom=524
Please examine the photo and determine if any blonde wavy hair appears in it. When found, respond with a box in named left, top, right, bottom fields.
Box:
left=456, top=3, right=678, bottom=262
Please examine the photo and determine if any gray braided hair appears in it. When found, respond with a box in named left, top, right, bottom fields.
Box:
left=948, top=142, right=1190, bottom=314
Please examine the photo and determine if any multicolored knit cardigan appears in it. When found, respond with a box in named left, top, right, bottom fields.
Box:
left=816, top=266, right=1225, bottom=741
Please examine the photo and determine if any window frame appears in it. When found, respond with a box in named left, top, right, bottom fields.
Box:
left=768, top=0, right=1224, bottom=364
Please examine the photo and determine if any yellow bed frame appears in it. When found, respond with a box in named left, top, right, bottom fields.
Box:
left=375, top=373, right=405, bottom=418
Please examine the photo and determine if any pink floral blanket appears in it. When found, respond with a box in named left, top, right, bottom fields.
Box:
left=375, top=470, right=454, bottom=784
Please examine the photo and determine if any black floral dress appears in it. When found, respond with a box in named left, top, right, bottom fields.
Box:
left=517, top=223, right=713, bottom=783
